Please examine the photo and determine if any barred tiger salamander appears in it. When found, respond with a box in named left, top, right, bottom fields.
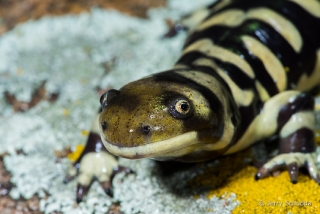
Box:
left=65, top=0, right=320, bottom=202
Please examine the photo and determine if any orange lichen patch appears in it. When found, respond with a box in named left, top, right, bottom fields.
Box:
left=191, top=149, right=253, bottom=189
left=81, top=130, right=89, bottom=136
left=191, top=149, right=320, bottom=214
left=315, top=104, right=320, bottom=110
left=67, top=145, right=85, bottom=162
left=315, top=136, right=320, bottom=146
left=214, top=167, right=318, bottom=213
left=62, top=109, right=70, bottom=116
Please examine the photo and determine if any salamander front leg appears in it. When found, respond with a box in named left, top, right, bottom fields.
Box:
left=255, top=93, right=320, bottom=183
left=64, top=114, right=133, bottom=203
left=256, top=153, right=320, bottom=183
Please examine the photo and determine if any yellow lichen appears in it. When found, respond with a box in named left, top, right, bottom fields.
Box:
left=76, top=99, right=82, bottom=105
left=67, top=144, right=85, bottom=162
left=315, top=136, right=320, bottom=146
left=16, top=68, right=24, bottom=76
left=81, top=130, right=89, bottom=136
left=63, top=109, right=70, bottom=116
left=191, top=148, right=320, bottom=214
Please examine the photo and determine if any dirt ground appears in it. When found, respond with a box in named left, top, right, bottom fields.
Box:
left=0, top=0, right=166, bottom=34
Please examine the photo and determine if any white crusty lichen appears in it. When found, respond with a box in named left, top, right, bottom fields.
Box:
left=113, top=158, right=240, bottom=214
left=0, top=0, right=238, bottom=213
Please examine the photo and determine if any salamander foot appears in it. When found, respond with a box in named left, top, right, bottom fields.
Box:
left=255, top=152, right=320, bottom=184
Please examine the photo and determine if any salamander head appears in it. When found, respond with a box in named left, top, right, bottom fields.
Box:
left=99, top=70, right=239, bottom=161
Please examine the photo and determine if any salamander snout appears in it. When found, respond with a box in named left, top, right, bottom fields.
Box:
left=98, top=78, right=212, bottom=149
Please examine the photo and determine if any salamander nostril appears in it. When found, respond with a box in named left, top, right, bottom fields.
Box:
left=101, top=121, right=107, bottom=131
left=141, top=125, right=151, bottom=134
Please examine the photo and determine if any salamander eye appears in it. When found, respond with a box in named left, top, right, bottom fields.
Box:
left=175, top=100, right=190, bottom=114
left=167, top=96, right=193, bottom=119
left=100, top=89, right=120, bottom=110
left=101, top=121, right=107, bottom=131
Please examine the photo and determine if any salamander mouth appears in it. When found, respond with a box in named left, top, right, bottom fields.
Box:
left=100, top=131, right=199, bottom=159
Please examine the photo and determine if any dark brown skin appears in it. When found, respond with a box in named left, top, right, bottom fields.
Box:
left=99, top=74, right=216, bottom=148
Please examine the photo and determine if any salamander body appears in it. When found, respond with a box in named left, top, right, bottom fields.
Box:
left=66, top=0, right=320, bottom=201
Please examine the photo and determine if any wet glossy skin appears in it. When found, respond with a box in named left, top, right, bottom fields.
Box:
left=98, top=66, right=241, bottom=162
left=65, top=0, right=320, bottom=202
left=100, top=77, right=212, bottom=142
